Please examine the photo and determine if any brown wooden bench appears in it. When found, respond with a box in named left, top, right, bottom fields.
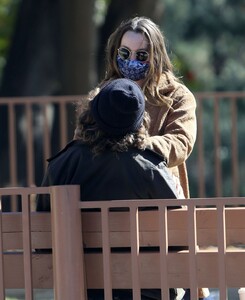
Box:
left=1, top=185, right=245, bottom=300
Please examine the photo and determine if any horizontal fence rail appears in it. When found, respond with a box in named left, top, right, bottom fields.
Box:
left=0, top=92, right=245, bottom=209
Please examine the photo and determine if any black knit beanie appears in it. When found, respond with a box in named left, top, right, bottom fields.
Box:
left=91, top=78, right=145, bottom=137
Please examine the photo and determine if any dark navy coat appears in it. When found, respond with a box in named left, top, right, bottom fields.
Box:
left=37, top=140, right=178, bottom=211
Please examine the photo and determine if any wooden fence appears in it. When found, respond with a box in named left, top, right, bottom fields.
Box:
left=1, top=185, right=245, bottom=300
left=0, top=92, right=245, bottom=204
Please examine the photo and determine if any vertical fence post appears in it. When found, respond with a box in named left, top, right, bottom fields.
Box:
left=130, top=205, right=141, bottom=300
left=101, top=207, right=113, bottom=300
left=22, top=191, right=33, bottom=300
left=50, top=185, right=86, bottom=300
left=0, top=200, right=5, bottom=300
left=217, top=203, right=227, bottom=299
left=159, top=204, right=170, bottom=300
left=188, top=202, right=198, bottom=299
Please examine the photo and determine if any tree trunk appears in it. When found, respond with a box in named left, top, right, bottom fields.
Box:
left=0, top=0, right=59, bottom=96
left=58, top=0, right=96, bottom=95
left=0, top=0, right=96, bottom=97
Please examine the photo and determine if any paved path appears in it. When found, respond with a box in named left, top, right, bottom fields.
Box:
left=208, top=288, right=239, bottom=299
left=6, top=288, right=240, bottom=299
left=6, top=289, right=54, bottom=300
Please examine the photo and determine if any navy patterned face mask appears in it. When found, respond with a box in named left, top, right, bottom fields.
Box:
left=117, top=56, right=149, bottom=81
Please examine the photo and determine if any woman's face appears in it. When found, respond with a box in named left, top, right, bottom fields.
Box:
left=118, top=31, right=149, bottom=87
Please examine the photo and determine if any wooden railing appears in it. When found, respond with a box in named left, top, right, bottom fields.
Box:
left=0, top=92, right=244, bottom=205
left=1, top=185, right=245, bottom=300
left=187, top=91, right=245, bottom=198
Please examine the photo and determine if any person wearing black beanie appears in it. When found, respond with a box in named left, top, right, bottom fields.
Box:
left=91, top=78, right=145, bottom=137
left=38, top=78, right=178, bottom=204
left=37, top=78, right=182, bottom=300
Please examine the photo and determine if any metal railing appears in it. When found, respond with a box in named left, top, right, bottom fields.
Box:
left=0, top=92, right=245, bottom=204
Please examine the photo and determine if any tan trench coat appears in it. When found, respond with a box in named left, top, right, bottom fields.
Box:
left=146, top=77, right=210, bottom=299
left=146, top=76, right=197, bottom=198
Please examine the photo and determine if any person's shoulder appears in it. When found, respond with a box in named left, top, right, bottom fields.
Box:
left=47, top=140, right=88, bottom=162
left=130, top=147, right=167, bottom=167
left=159, top=72, right=194, bottom=97
left=174, top=80, right=194, bottom=97
left=173, top=82, right=196, bottom=107
left=162, top=74, right=196, bottom=106
left=144, top=147, right=167, bottom=161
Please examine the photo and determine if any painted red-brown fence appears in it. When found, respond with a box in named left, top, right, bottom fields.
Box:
left=0, top=185, right=85, bottom=300
left=1, top=185, right=245, bottom=300
left=0, top=92, right=245, bottom=206
left=193, top=91, right=245, bottom=198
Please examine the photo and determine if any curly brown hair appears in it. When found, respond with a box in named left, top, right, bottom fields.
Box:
left=74, top=101, right=150, bottom=156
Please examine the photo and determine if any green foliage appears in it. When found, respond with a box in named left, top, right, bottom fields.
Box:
left=0, top=0, right=20, bottom=80
left=161, top=1, right=245, bottom=197
left=162, top=0, right=245, bottom=91
left=94, top=0, right=109, bottom=25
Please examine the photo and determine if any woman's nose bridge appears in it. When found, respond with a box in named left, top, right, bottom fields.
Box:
left=130, top=51, right=137, bottom=60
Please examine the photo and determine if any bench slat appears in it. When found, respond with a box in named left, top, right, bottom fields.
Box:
left=4, top=253, right=53, bottom=289
left=4, top=251, right=245, bottom=289
left=2, top=208, right=245, bottom=249
left=85, top=251, right=245, bottom=289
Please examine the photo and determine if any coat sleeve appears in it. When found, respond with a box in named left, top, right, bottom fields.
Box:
left=147, top=85, right=197, bottom=168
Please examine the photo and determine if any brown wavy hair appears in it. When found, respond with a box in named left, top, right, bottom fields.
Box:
left=74, top=101, right=151, bottom=155
left=75, top=17, right=178, bottom=118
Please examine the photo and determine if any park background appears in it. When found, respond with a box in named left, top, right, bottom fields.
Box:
left=0, top=0, right=245, bottom=201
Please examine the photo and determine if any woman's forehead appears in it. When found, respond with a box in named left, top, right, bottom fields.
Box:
left=120, top=31, right=148, bottom=50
